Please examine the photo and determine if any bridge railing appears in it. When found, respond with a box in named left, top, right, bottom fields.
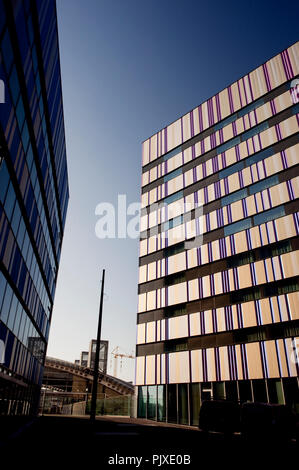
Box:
left=45, top=357, right=134, bottom=392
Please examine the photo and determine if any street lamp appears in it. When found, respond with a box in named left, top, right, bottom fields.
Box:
left=90, top=269, right=105, bottom=423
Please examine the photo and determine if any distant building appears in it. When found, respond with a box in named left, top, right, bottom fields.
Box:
left=136, top=42, right=299, bottom=424
left=0, top=0, right=69, bottom=415
left=80, top=351, right=89, bottom=368
left=75, top=340, right=109, bottom=373
left=88, top=339, right=108, bottom=374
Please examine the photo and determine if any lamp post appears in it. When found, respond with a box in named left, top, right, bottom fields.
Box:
left=90, top=269, right=105, bottom=423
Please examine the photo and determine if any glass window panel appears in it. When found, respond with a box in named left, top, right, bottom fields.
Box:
left=214, top=112, right=237, bottom=131
left=178, top=383, right=189, bottom=425
left=221, top=188, right=247, bottom=207
left=252, top=379, right=267, bottom=402
left=7, top=294, right=17, bottom=331
left=237, top=98, right=264, bottom=118
left=249, top=174, right=279, bottom=195
left=147, top=386, right=157, bottom=420
left=224, top=217, right=252, bottom=236
left=164, top=146, right=182, bottom=162
left=137, top=386, right=147, bottom=418
left=21, top=121, right=30, bottom=152
left=0, top=273, right=6, bottom=310
left=190, top=383, right=200, bottom=426
left=167, top=384, right=177, bottom=424
left=213, top=381, right=225, bottom=400
left=238, top=380, right=252, bottom=403
left=4, top=182, right=16, bottom=220
left=268, top=379, right=284, bottom=405
left=225, top=381, right=238, bottom=402
left=16, top=95, right=25, bottom=131
left=219, top=160, right=244, bottom=179
left=11, top=200, right=21, bottom=235
left=164, top=167, right=182, bottom=183
left=243, top=121, right=269, bottom=141
left=157, top=385, right=166, bottom=422
left=9, top=65, right=20, bottom=105
left=164, top=191, right=183, bottom=205
left=253, top=206, right=285, bottom=226
left=218, top=136, right=241, bottom=154
left=1, top=29, right=13, bottom=74
left=0, top=161, right=10, bottom=203
left=0, top=282, right=12, bottom=324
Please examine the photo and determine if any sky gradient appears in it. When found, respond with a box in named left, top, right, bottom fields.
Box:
left=47, top=0, right=299, bottom=381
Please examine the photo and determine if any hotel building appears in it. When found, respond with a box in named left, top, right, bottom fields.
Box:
left=136, top=42, right=299, bottom=424
left=0, top=0, right=69, bottom=414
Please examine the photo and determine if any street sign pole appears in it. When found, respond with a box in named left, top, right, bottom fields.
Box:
left=90, top=269, right=105, bottom=423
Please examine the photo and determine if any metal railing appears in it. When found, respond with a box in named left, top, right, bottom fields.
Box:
left=45, top=357, right=134, bottom=394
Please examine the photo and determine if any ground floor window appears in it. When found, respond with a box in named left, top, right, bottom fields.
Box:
left=137, top=377, right=298, bottom=424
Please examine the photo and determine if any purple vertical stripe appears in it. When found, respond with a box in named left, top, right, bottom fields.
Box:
left=262, top=63, right=271, bottom=92
left=247, top=73, right=255, bottom=102
left=215, top=93, right=221, bottom=122
left=237, top=80, right=243, bottom=108
left=242, top=77, right=249, bottom=105
left=281, top=51, right=291, bottom=80
left=228, top=86, right=234, bottom=113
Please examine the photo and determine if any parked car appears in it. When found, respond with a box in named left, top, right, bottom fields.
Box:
left=240, top=402, right=296, bottom=441
left=198, top=400, right=240, bottom=434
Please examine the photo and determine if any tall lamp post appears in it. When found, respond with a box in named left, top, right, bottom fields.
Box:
left=90, top=269, right=105, bottom=423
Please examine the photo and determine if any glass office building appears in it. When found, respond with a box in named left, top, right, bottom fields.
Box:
left=136, top=42, right=299, bottom=424
left=0, top=0, right=69, bottom=414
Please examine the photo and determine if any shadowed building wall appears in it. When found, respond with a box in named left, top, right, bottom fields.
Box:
left=0, top=0, right=69, bottom=415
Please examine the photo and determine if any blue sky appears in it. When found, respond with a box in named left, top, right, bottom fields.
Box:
left=47, top=0, right=299, bottom=380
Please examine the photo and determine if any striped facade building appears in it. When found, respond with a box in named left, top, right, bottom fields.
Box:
left=136, top=42, right=299, bottom=425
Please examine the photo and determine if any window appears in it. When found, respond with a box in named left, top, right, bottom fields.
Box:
left=4, top=182, right=16, bottom=220
left=214, top=113, right=237, bottom=131
left=218, top=136, right=241, bottom=154
left=164, top=191, right=183, bottom=205
left=224, top=217, right=252, bottom=237
left=16, top=95, right=25, bottom=131
left=228, top=251, right=255, bottom=268
left=245, top=146, right=274, bottom=166
left=219, top=160, right=244, bottom=179
left=163, top=146, right=182, bottom=162
left=1, top=29, right=13, bottom=74
left=165, top=306, right=187, bottom=318
left=237, top=98, right=264, bottom=118
left=165, top=273, right=186, bottom=286
left=0, top=161, right=10, bottom=203
left=242, top=121, right=269, bottom=141
left=221, top=188, right=247, bottom=207
left=0, top=282, right=12, bottom=324
left=9, top=66, right=20, bottom=106
left=292, top=103, right=299, bottom=115
left=253, top=205, right=285, bottom=226
left=249, top=174, right=279, bottom=195
left=164, top=167, right=182, bottom=183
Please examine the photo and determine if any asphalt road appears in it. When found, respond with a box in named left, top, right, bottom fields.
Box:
left=0, top=415, right=296, bottom=468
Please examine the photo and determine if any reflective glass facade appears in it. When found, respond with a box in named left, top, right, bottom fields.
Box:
left=136, top=42, right=299, bottom=424
left=0, top=0, right=69, bottom=415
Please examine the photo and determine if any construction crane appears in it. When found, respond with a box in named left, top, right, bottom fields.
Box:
left=110, top=346, right=134, bottom=378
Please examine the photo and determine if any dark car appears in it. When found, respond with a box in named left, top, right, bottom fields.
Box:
left=240, top=402, right=296, bottom=441
left=198, top=400, right=241, bottom=434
